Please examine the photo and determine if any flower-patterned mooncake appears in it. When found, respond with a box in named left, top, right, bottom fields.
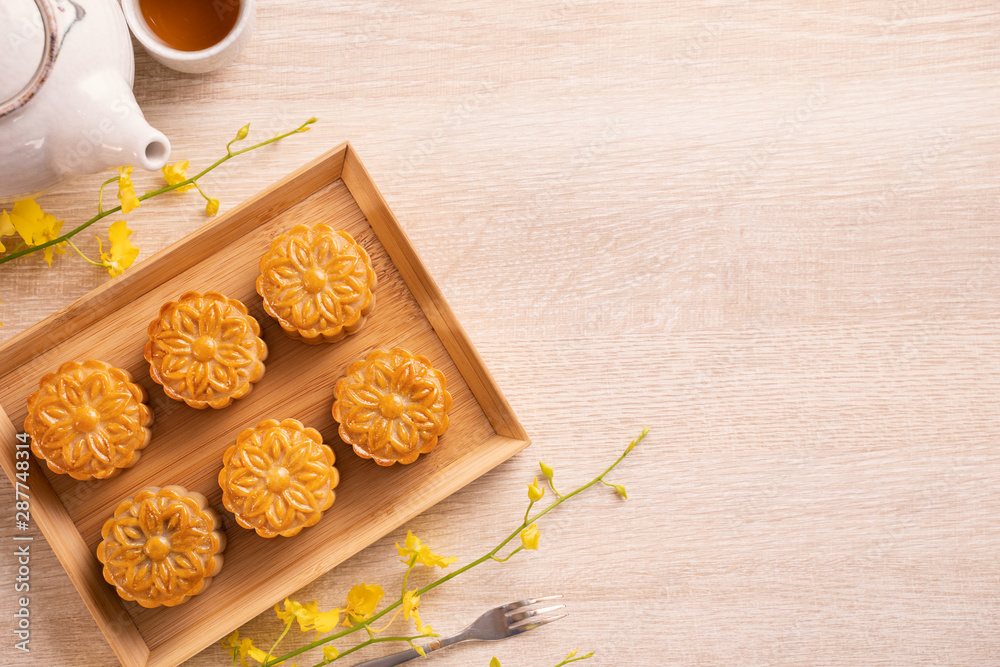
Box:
left=332, top=348, right=452, bottom=466
left=256, top=224, right=377, bottom=344
left=219, top=418, right=339, bottom=538
left=97, top=486, right=225, bottom=608
left=24, top=360, right=153, bottom=480
left=144, top=291, right=267, bottom=409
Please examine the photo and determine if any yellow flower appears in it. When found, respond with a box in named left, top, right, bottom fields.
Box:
left=206, top=197, right=220, bottom=216
left=0, top=209, right=14, bottom=252
left=626, top=427, right=650, bottom=453
left=322, top=646, right=339, bottom=661
left=341, top=583, right=383, bottom=626
left=539, top=461, right=562, bottom=496
left=236, top=123, right=250, bottom=141
left=275, top=598, right=340, bottom=634
left=7, top=198, right=67, bottom=266
left=396, top=531, right=458, bottom=569
left=606, top=482, right=627, bottom=499
left=221, top=630, right=281, bottom=666
left=490, top=658, right=502, bottom=667
left=161, top=161, right=194, bottom=192
left=96, top=220, right=140, bottom=278
left=520, top=523, right=540, bottom=550
left=528, top=476, right=545, bottom=502
left=117, top=166, right=140, bottom=214
left=564, top=648, right=594, bottom=661
left=402, top=589, right=433, bottom=636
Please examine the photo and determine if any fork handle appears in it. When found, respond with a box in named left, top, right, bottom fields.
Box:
left=351, top=648, right=422, bottom=667
left=351, top=639, right=446, bottom=667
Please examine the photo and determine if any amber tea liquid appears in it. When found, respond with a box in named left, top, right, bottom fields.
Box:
left=139, top=0, right=240, bottom=52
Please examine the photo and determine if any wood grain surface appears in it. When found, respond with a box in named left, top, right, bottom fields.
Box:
left=1, top=1, right=998, bottom=665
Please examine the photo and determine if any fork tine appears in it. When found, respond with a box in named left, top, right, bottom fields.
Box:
left=509, top=613, right=567, bottom=635
left=501, top=594, right=562, bottom=612
left=507, top=604, right=566, bottom=626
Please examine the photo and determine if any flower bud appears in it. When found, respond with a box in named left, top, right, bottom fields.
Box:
left=528, top=477, right=544, bottom=502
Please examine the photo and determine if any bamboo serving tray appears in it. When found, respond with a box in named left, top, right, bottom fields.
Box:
left=0, top=143, right=529, bottom=667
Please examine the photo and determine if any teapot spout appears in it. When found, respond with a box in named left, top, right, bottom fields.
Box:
left=106, top=106, right=171, bottom=172
left=52, top=72, right=170, bottom=177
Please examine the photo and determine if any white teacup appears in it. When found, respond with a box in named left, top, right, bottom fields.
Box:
left=120, top=0, right=255, bottom=74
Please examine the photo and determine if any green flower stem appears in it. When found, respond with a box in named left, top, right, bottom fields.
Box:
left=96, top=176, right=118, bottom=215
left=263, top=619, right=294, bottom=666
left=317, top=635, right=429, bottom=666
left=262, top=428, right=649, bottom=667
left=64, top=238, right=105, bottom=268
left=0, top=118, right=316, bottom=267
left=400, top=553, right=418, bottom=600
left=192, top=181, right=213, bottom=203
left=489, top=546, right=524, bottom=563
left=412, top=427, right=647, bottom=592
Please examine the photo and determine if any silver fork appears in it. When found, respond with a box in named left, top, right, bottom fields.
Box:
left=352, top=595, right=565, bottom=666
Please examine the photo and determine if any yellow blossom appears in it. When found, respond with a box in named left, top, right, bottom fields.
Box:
left=341, top=583, right=383, bottom=626
left=528, top=477, right=545, bottom=502
left=396, top=531, right=458, bottom=569
left=606, top=482, right=627, bottom=499
left=221, top=630, right=281, bottom=666
left=520, top=523, right=540, bottom=550
left=274, top=598, right=340, bottom=634
left=626, top=427, right=650, bottom=453
left=539, top=460, right=562, bottom=495
left=161, top=161, right=194, bottom=192
left=490, top=658, right=502, bottom=667
left=8, top=198, right=67, bottom=266
left=96, top=220, right=140, bottom=278
left=117, top=166, right=140, bottom=214
left=322, top=646, right=339, bottom=661
left=0, top=210, right=14, bottom=252
left=402, top=589, right=433, bottom=636
left=236, top=123, right=250, bottom=141
left=206, top=197, right=220, bottom=216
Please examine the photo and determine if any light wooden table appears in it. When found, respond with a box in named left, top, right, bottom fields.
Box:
left=2, top=1, right=999, bottom=665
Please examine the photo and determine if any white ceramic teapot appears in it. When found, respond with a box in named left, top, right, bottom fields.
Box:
left=0, top=0, right=170, bottom=201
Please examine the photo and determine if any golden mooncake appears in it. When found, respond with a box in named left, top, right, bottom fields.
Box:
left=144, top=291, right=267, bottom=409
left=256, top=224, right=377, bottom=344
left=332, top=348, right=452, bottom=466
left=219, top=418, right=338, bottom=538
left=97, top=485, right=225, bottom=608
left=24, top=360, right=153, bottom=481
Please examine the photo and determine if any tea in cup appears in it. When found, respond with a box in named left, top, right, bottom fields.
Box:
left=121, top=0, right=255, bottom=74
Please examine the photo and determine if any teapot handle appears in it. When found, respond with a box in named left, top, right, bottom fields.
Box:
left=0, top=0, right=67, bottom=119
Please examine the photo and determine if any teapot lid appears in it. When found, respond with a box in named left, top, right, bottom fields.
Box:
left=0, top=0, right=59, bottom=118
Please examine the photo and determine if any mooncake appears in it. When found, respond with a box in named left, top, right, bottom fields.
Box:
left=219, top=418, right=338, bottom=538
left=97, top=485, right=225, bottom=608
left=332, top=348, right=452, bottom=466
left=256, top=224, right=377, bottom=344
left=144, top=291, right=267, bottom=409
left=24, top=360, right=153, bottom=480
